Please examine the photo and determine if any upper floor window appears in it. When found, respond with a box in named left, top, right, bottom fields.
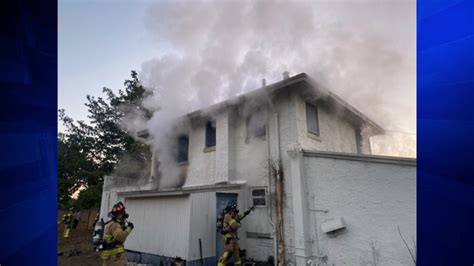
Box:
left=306, top=102, right=320, bottom=136
left=251, top=188, right=267, bottom=206
left=355, top=128, right=363, bottom=154
left=177, top=135, right=189, bottom=163
left=246, top=109, right=266, bottom=140
left=205, top=120, right=216, bottom=148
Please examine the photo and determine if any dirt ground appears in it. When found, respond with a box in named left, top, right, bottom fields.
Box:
left=58, top=223, right=101, bottom=266
left=57, top=222, right=273, bottom=266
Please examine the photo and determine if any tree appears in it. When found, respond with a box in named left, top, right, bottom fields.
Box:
left=58, top=71, right=152, bottom=209
left=75, top=185, right=102, bottom=209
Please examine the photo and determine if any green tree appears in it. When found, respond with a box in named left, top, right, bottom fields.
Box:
left=58, top=71, right=152, bottom=209
left=75, top=185, right=102, bottom=209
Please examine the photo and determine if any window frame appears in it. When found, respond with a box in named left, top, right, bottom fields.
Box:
left=205, top=120, right=216, bottom=148
left=355, top=128, right=363, bottom=154
left=177, top=134, right=189, bottom=163
left=305, top=101, right=320, bottom=136
left=250, top=187, right=267, bottom=207
left=245, top=109, right=267, bottom=141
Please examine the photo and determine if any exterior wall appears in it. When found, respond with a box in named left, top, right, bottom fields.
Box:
left=302, top=152, right=416, bottom=265
left=294, top=92, right=358, bottom=153
left=279, top=89, right=299, bottom=263
left=99, top=180, right=144, bottom=221
left=172, top=87, right=366, bottom=262
left=124, top=195, right=191, bottom=259
left=187, top=192, right=216, bottom=261
left=185, top=119, right=217, bottom=186
left=100, top=81, right=393, bottom=264
left=186, top=189, right=248, bottom=261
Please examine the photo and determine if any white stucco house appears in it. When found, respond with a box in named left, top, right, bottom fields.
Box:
left=100, top=73, right=416, bottom=265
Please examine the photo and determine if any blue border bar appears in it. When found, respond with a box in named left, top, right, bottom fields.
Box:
left=418, top=0, right=474, bottom=265
left=0, top=1, right=57, bottom=265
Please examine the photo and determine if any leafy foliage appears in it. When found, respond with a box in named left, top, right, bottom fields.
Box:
left=75, top=185, right=103, bottom=209
left=58, top=71, right=152, bottom=209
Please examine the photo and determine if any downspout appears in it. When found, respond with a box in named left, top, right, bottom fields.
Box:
left=275, top=157, right=285, bottom=266
left=265, top=77, right=285, bottom=266
left=273, top=111, right=285, bottom=265
left=265, top=104, right=278, bottom=266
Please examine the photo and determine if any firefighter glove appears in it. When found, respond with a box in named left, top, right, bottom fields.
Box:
left=127, top=222, right=134, bottom=230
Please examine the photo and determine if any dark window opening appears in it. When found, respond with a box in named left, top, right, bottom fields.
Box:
left=251, top=188, right=266, bottom=206
left=246, top=110, right=266, bottom=139
left=355, top=128, right=363, bottom=154
left=306, top=102, right=320, bottom=136
left=177, top=135, right=189, bottom=163
left=205, top=120, right=216, bottom=148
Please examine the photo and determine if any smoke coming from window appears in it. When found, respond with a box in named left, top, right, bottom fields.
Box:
left=116, top=0, right=416, bottom=188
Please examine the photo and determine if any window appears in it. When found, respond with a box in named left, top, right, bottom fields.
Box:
left=177, top=135, right=189, bottom=163
left=306, top=102, right=320, bottom=136
left=205, top=120, right=216, bottom=148
left=246, top=109, right=266, bottom=139
left=251, top=188, right=266, bottom=206
left=355, top=128, right=363, bottom=154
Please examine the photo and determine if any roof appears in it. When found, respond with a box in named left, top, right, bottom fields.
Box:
left=187, top=73, right=385, bottom=135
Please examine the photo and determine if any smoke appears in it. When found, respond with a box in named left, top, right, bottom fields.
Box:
left=116, top=0, right=415, bottom=187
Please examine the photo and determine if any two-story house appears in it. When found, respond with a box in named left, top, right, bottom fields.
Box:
left=100, top=73, right=416, bottom=265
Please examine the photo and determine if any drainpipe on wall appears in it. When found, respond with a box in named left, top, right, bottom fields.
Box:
left=275, top=161, right=285, bottom=266
left=265, top=103, right=277, bottom=266
left=271, top=108, right=285, bottom=265
left=287, top=143, right=310, bottom=265
left=266, top=106, right=278, bottom=266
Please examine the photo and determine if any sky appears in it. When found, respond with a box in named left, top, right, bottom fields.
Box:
left=59, top=0, right=416, bottom=158
left=58, top=0, right=164, bottom=131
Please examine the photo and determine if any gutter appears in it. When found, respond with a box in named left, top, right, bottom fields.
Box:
left=118, top=182, right=245, bottom=198
left=302, top=149, right=417, bottom=166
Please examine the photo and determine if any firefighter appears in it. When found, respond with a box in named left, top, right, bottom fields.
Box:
left=62, top=207, right=73, bottom=238
left=101, top=201, right=134, bottom=266
left=218, top=202, right=254, bottom=266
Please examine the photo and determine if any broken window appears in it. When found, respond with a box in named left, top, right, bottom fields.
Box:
left=251, top=188, right=266, bottom=207
left=306, top=102, right=320, bottom=136
left=205, top=120, right=216, bottom=148
left=246, top=109, right=266, bottom=140
left=177, top=135, right=189, bottom=163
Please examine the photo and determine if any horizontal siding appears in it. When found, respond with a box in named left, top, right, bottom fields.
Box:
left=125, top=196, right=190, bottom=259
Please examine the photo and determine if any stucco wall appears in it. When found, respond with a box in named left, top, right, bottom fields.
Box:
left=294, top=93, right=358, bottom=153
left=185, top=118, right=217, bottom=186
left=180, top=98, right=280, bottom=261
left=100, top=83, right=389, bottom=264
left=302, top=153, right=416, bottom=265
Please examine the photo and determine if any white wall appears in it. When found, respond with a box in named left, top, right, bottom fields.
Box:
left=302, top=153, right=416, bottom=266
left=124, top=195, right=191, bottom=259
left=187, top=192, right=216, bottom=260
left=294, top=93, right=358, bottom=153
left=100, top=83, right=388, bottom=264
left=185, top=119, right=217, bottom=186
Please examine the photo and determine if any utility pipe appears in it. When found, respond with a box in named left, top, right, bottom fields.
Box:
left=273, top=111, right=285, bottom=265
left=266, top=102, right=278, bottom=266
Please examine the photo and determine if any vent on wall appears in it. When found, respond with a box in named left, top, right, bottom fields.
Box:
left=321, top=217, right=346, bottom=235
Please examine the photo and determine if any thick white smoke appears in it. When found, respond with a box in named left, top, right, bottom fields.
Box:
left=129, top=0, right=415, bottom=187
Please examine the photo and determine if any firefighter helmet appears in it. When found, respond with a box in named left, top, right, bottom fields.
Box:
left=107, top=201, right=128, bottom=218
left=224, top=201, right=239, bottom=213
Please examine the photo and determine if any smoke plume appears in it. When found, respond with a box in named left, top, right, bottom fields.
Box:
left=118, top=0, right=416, bottom=187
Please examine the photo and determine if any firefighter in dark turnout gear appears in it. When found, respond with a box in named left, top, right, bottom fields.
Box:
left=218, top=202, right=254, bottom=266
left=101, top=202, right=134, bottom=266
